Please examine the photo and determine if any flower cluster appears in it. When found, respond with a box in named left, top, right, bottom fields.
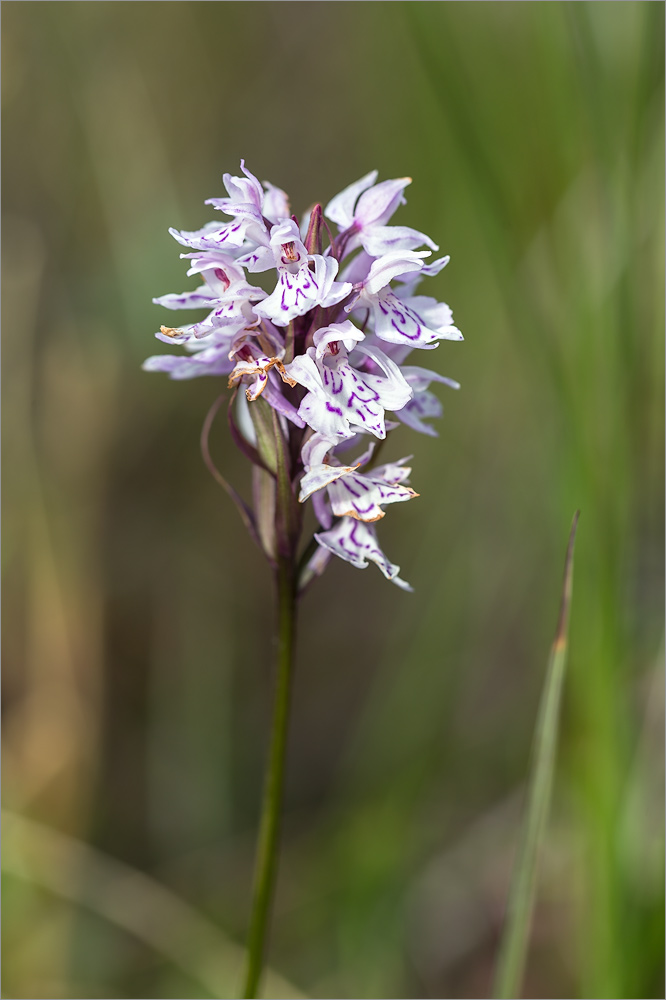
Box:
left=144, top=163, right=462, bottom=590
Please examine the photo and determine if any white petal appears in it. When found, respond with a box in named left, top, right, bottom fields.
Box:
left=313, top=255, right=352, bottom=308
left=361, top=225, right=438, bottom=256
left=269, top=219, right=304, bottom=252
left=262, top=181, right=291, bottom=223
left=312, top=489, right=333, bottom=530
left=314, top=518, right=413, bottom=589
left=318, top=361, right=388, bottom=439
left=313, top=320, right=364, bottom=356
left=301, top=432, right=338, bottom=469
left=327, top=470, right=417, bottom=522
left=354, top=177, right=411, bottom=227
left=169, top=219, right=249, bottom=251
left=353, top=342, right=413, bottom=411
left=298, top=393, right=356, bottom=441
left=288, top=344, right=409, bottom=440
left=256, top=265, right=320, bottom=324
left=284, top=351, right=323, bottom=396
left=368, top=290, right=462, bottom=348
left=371, top=459, right=413, bottom=484
left=395, top=390, right=443, bottom=436
left=185, top=254, right=246, bottom=282
left=153, top=289, right=216, bottom=310
left=400, top=365, right=461, bottom=393
left=142, top=348, right=233, bottom=380
left=363, top=251, right=430, bottom=296
left=236, top=245, right=275, bottom=273
left=235, top=390, right=257, bottom=446
left=304, top=542, right=332, bottom=580
left=299, top=463, right=358, bottom=503
left=325, top=170, right=378, bottom=229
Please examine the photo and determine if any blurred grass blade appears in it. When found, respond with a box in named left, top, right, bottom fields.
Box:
left=493, top=511, right=580, bottom=999
left=2, top=810, right=306, bottom=1000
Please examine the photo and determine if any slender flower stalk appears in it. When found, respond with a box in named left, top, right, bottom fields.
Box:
left=144, top=162, right=464, bottom=995
left=243, top=557, right=296, bottom=999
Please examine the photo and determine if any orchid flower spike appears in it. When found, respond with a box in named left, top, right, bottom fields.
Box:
left=144, top=163, right=463, bottom=590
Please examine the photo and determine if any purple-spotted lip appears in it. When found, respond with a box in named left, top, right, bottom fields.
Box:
left=280, top=242, right=301, bottom=265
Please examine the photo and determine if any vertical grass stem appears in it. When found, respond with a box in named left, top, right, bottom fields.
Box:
left=493, top=511, right=580, bottom=999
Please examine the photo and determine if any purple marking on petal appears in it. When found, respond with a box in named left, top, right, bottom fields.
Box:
left=349, top=521, right=363, bottom=547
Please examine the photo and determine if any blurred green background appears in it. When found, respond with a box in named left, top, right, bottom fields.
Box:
left=2, top=2, right=664, bottom=998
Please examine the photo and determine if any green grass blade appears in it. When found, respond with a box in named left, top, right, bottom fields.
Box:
left=493, top=511, right=580, bottom=999
left=2, top=810, right=307, bottom=999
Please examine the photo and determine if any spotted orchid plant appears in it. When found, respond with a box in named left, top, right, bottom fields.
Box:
left=144, top=163, right=462, bottom=998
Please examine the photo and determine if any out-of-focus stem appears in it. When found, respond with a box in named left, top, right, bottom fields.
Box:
left=242, top=557, right=297, bottom=999
left=492, top=511, right=580, bottom=999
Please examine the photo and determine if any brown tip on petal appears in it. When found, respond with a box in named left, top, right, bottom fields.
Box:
left=275, top=361, right=298, bottom=387
left=161, top=325, right=182, bottom=338
left=247, top=380, right=267, bottom=401
left=345, top=509, right=385, bottom=522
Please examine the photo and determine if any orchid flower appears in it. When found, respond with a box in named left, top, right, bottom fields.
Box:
left=245, top=220, right=352, bottom=325
left=396, top=365, right=461, bottom=436
left=314, top=516, right=413, bottom=591
left=349, top=250, right=464, bottom=349
left=325, top=170, right=437, bottom=257
left=284, top=321, right=412, bottom=441
left=299, top=431, right=417, bottom=524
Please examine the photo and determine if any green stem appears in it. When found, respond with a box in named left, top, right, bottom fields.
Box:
left=242, top=557, right=297, bottom=999
left=492, top=512, right=579, bottom=999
